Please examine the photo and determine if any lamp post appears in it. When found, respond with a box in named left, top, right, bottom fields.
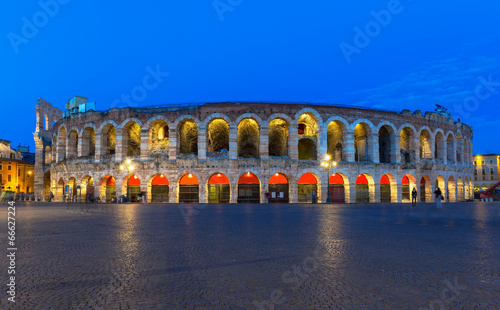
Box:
left=120, top=159, right=134, bottom=203
left=321, top=155, right=337, bottom=203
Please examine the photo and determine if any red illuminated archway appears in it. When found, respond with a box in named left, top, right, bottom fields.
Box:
left=268, top=173, right=289, bottom=203
left=179, top=174, right=199, bottom=203
left=151, top=174, right=169, bottom=203
left=380, top=175, right=391, bottom=203
left=298, top=173, right=318, bottom=203
left=208, top=173, right=230, bottom=203
left=356, top=174, right=369, bottom=203
left=237, top=172, right=260, bottom=203
left=328, top=173, right=345, bottom=203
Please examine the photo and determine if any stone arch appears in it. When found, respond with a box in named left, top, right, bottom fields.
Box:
left=399, top=125, right=417, bottom=163
left=326, top=117, right=349, bottom=162
left=202, top=113, right=233, bottom=127
left=234, top=113, right=264, bottom=126
left=206, top=172, right=231, bottom=203
left=294, top=108, right=323, bottom=128
left=80, top=175, right=95, bottom=202
left=119, top=120, right=141, bottom=157
left=447, top=176, right=456, bottom=202
left=81, top=126, right=96, bottom=157
left=148, top=118, right=170, bottom=154
left=457, top=177, right=464, bottom=201
left=436, top=175, right=446, bottom=201
left=144, top=115, right=170, bottom=129
left=237, top=171, right=262, bottom=203
left=329, top=172, right=350, bottom=203
left=100, top=175, right=117, bottom=203
left=420, top=175, right=432, bottom=202
left=355, top=173, right=375, bottom=203
left=237, top=118, right=259, bottom=159
left=446, top=133, right=455, bottom=163
left=297, top=171, right=321, bottom=203
left=402, top=174, right=417, bottom=203
left=353, top=121, right=372, bottom=162
left=268, top=117, right=289, bottom=157
left=419, top=127, right=433, bottom=159
left=207, top=118, right=230, bottom=153
left=434, top=130, right=445, bottom=161
left=56, top=177, right=65, bottom=201
left=57, top=126, right=67, bottom=161
left=147, top=173, right=170, bottom=203
left=178, top=118, right=198, bottom=155
left=380, top=173, right=397, bottom=202
left=117, top=117, right=143, bottom=130
left=100, top=122, right=117, bottom=155
left=267, top=172, right=290, bottom=203
left=67, top=129, right=79, bottom=158
left=377, top=123, right=396, bottom=164
left=120, top=173, right=142, bottom=202
left=178, top=173, right=200, bottom=203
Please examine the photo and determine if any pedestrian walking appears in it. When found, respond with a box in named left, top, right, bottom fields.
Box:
left=266, top=192, right=271, bottom=203
left=411, top=187, right=417, bottom=206
left=434, top=187, right=443, bottom=208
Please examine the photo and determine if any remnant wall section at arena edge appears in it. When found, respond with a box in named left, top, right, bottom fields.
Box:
left=34, top=99, right=474, bottom=204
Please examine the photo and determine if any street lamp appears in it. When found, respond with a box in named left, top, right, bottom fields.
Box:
left=321, top=154, right=337, bottom=203
left=120, top=159, right=134, bottom=202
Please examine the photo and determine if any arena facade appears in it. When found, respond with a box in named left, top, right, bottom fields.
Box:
left=33, top=97, right=474, bottom=204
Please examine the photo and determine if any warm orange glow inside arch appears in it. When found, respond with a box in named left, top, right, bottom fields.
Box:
left=402, top=176, right=409, bottom=185
left=356, top=174, right=368, bottom=185
left=329, top=174, right=344, bottom=184
left=128, top=175, right=141, bottom=186
left=152, top=175, right=169, bottom=185
left=380, top=175, right=390, bottom=185
left=269, top=173, right=288, bottom=184
left=180, top=174, right=199, bottom=185
left=238, top=173, right=259, bottom=184
left=208, top=173, right=230, bottom=185
left=106, top=176, right=116, bottom=186
left=298, top=173, right=317, bottom=184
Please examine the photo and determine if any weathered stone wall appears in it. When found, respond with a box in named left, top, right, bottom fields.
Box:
left=36, top=101, right=475, bottom=203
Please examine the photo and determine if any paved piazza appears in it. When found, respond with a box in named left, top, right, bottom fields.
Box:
left=1, top=202, right=499, bottom=310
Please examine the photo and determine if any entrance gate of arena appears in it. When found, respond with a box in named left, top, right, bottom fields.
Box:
left=105, top=176, right=116, bottom=203
left=179, top=174, right=199, bottom=203
left=329, top=174, right=346, bottom=203
left=151, top=175, right=169, bottom=203
left=402, top=176, right=410, bottom=202
left=208, top=174, right=230, bottom=203
left=127, top=176, right=141, bottom=203
left=356, top=175, right=369, bottom=203
left=380, top=175, right=391, bottom=203
left=297, top=173, right=317, bottom=203
left=268, top=173, right=289, bottom=203
left=237, top=173, right=260, bottom=203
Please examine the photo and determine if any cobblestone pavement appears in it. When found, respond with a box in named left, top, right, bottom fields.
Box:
left=1, top=202, right=499, bottom=310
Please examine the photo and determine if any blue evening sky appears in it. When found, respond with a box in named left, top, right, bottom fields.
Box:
left=1, top=0, right=499, bottom=154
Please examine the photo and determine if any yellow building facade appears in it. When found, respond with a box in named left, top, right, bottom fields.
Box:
left=473, top=154, right=500, bottom=191
left=0, top=140, right=35, bottom=194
